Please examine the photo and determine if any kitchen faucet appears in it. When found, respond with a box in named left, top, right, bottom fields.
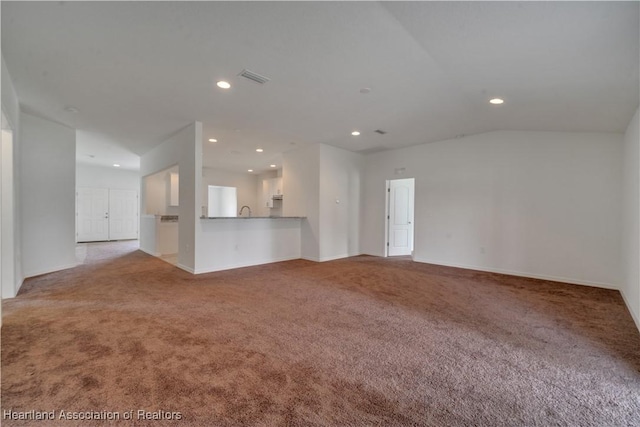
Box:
left=238, top=205, right=252, bottom=217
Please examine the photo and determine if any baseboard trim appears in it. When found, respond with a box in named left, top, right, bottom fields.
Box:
left=412, top=257, right=619, bottom=290
left=192, top=255, right=301, bottom=275
left=302, top=253, right=361, bottom=263
left=138, top=247, right=161, bottom=257
left=24, top=263, right=78, bottom=280
left=619, top=289, right=640, bottom=333
left=176, top=263, right=195, bottom=274
left=319, top=253, right=350, bottom=262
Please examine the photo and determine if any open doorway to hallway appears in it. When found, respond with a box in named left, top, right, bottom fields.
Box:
left=386, top=178, right=415, bottom=257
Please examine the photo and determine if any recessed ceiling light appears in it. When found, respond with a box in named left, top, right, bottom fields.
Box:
left=489, top=98, right=504, bottom=105
left=256, top=148, right=264, bottom=153
left=208, top=138, right=217, bottom=143
left=247, top=169, right=253, bottom=172
left=360, top=87, right=371, bottom=94
left=217, top=81, right=231, bottom=89
left=270, top=164, right=276, bottom=168
left=351, top=131, right=361, bottom=136
left=113, top=164, right=121, bottom=168
left=64, top=106, right=79, bottom=113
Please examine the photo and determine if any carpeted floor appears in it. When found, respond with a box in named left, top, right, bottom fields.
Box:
left=2, top=241, right=639, bottom=426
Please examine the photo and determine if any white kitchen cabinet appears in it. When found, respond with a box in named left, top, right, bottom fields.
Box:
left=263, top=177, right=283, bottom=208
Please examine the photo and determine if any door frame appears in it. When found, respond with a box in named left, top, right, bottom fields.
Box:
left=385, top=178, right=415, bottom=257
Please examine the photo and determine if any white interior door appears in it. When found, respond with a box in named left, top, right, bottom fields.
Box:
left=109, top=189, right=139, bottom=240
left=388, top=178, right=415, bottom=256
left=77, top=188, right=109, bottom=242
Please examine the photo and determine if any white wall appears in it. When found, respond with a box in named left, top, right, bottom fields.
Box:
left=140, top=122, right=201, bottom=272
left=363, top=131, right=623, bottom=288
left=202, top=168, right=258, bottom=217
left=621, top=108, right=640, bottom=328
left=319, top=144, right=363, bottom=261
left=20, top=113, right=77, bottom=278
left=2, top=55, right=23, bottom=300
left=283, top=144, right=320, bottom=260
left=76, top=163, right=139, bottom=191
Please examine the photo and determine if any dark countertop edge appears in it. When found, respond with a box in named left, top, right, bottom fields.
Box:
left=200, top=216, right=305, bottom=219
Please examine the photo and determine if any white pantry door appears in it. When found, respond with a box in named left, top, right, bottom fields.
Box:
left=108, top=189, right=139, bottom=240
left=388, top=178, right=415, bottom=256
left=77, top=188, right=109, bottom=242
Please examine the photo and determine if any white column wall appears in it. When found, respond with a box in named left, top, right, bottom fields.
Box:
left=318, top=144, right=363, bottom=261
left=621, top=108, right=640, bottom=329
left=20, top=113, right=77, bottom=278
left=283, top=144, right=320, bottom=261
left=1, top=55, right=23, bottom=300
left=140, top=122, right=201, bottom=272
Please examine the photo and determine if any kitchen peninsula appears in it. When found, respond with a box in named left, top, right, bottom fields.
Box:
left=194, top=216, right=305, bottom=274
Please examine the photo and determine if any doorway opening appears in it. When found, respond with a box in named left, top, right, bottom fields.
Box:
left=385, top=178, right=415, bottom=257
left=140, top=165, right=179, bottom=265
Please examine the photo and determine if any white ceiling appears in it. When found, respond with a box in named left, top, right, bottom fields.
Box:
left=2, top=2, right=638, bottom=173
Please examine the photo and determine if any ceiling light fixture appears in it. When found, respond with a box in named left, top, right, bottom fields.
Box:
left=113, top=164, right=121, bottom=168
left=64, top=106, right=79, bottom=113
left=489, top=98, right=504, bottom=105
left=248, top=169, right=253, bottom=172
left=351, top=131, right=361, bottom=136
left=270, top=164, right=276, bottom=168
left=216, top=81, right=231, bottom=89
left=256, top=148, right=264, bottom=153
left=208, top=138, right=217, bottom=143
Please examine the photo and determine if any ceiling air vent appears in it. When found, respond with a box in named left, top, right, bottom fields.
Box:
left=374, top=129, right=387, bottom=135
left=238, top=69, right=270, bottom=84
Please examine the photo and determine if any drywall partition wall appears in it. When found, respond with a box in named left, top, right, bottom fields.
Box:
left=362, top=131, right=623, bottom=288
left=140, top=122, right=201, bottom=272
left=20, top=113, right=77, bottom=278
left=622, top=108, right=640, bottom=329
left=318, top=144, right=363, bottom=261
left=76, top=163, right=139, bottom=191
left=1, top=54, right=23, bottom=297
left=202, top=168, right=259, bottom=217
left=283, top=144, right=320, bottom=261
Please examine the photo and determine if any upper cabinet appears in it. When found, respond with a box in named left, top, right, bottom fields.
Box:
left=263, top=177, right=283, bottom=208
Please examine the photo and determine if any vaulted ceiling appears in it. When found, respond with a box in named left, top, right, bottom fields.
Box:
left=2, top=1, right=638, bottom=172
